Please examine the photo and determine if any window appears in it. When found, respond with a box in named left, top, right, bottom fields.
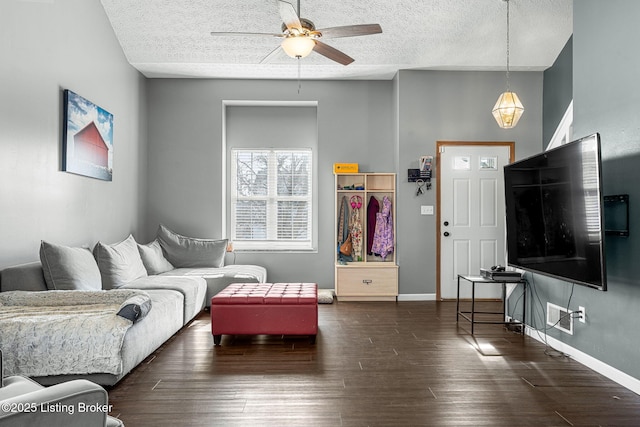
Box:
left=230, top=148, right=312, bottom=251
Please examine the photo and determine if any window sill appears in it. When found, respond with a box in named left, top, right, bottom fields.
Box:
left=233, top=248, right=318, bottom=254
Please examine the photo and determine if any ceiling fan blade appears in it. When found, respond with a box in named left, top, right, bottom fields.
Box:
left=260, top=45, right=287, bottom=64
left=277, top=0, right=302, bottom=31
left=318, top=24, right=382, bottom=39
left=210, top=31, right=283, bottom=37
left=313, top=41, right=354, bottom=65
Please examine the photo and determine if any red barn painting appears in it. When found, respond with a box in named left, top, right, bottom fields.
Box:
left=62, top=89, right=113, bottom=181
left=73, top=122, right=109, bottom=168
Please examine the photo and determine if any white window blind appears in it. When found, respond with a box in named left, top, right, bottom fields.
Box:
left=231, top=148, right=312, bottom=251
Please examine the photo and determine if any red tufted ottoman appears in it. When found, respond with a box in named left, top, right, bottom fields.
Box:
left=210, top=283, right=318, bottom=345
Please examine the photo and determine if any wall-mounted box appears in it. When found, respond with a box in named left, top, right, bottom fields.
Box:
left=604, top=194, right=629, bottom=236
left=333, top=163, right=359, bottom=174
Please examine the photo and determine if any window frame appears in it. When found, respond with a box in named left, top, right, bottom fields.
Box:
left=230, top=148, right=314, bottom=252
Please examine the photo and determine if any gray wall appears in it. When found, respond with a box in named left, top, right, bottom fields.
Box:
left=145, top=79, right=394, bottom=286
left=396, top=70, right=544, bottom=296
left=4, top=0, right=639, bottom=389
left=225, top=105, right=319, bottom=250
left=543, top=36, right=573, bottom=148
left=0, top=0, right=147, bottom=269
left=528, top=0, right=640, bottom=380
left=146, top=71, right=544, bottom=293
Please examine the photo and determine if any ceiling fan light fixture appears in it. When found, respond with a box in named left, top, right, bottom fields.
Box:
left=281, top=36, right=315, bottom=58
left=492, top=91, right=524, bottom=129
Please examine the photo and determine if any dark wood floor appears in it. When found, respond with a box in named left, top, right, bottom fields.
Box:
left=108, top=300, right=640, bottom=426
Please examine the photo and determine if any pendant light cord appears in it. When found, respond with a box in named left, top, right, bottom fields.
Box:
left=505, top=0, right=511, bottom=92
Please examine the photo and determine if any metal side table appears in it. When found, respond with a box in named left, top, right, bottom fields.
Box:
left=456, top=275, right=526, bottom=334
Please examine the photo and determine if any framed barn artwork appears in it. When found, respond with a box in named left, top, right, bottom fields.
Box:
left=62, top=89, right=113, bottom=181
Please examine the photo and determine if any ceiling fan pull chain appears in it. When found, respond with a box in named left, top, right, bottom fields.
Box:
left=297, top=57, right=302, bottom=94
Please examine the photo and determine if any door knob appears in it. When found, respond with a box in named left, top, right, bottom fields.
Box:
left=443, top=221, right=449, bottom=226
left=444, top=232, right=450, bottom=237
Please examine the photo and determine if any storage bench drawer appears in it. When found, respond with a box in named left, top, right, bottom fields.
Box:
left=336, top=266, right=398, bottom=300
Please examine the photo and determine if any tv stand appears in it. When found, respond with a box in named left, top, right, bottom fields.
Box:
left=456, top=275, right=527, bottom=335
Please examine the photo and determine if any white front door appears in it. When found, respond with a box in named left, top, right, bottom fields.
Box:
left=438, top=143, right=512, bottom=299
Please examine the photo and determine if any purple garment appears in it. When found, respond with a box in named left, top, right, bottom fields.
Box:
left=366, top=196, right=380, bottom=255
left=371, top=196, right=394, bottom=260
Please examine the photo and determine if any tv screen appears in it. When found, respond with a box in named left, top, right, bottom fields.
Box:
left=504, top=133, right=606, bottom=290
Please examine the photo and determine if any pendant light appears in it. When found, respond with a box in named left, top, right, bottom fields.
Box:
left=492, top=0, right=524, bottom=129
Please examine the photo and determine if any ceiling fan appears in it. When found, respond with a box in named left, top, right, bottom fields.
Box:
left=210, top=0, right=382, bottom=65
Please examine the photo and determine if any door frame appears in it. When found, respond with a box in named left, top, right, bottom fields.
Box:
left=435, top=141, right=515, bottom=300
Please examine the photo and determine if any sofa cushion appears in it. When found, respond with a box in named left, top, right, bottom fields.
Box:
left=157, top=224, right=227, bottom=268
left=39, top=241, right=102, bottom=291
left=137, top=239, right=174, bottom=275
left=157, top=265, right=267, bottom=307
left=93, top=234, right=148, bottom=289
left=121, top=275, right=206, bottom=325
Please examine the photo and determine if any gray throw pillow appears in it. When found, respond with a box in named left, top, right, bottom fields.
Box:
left=39, top=241, right=102, bottom=291
left=93, top=234, right=148, bottom=289
left=157, top=224, right=227, bottom=268
left=137, top=239, right=174, bottom=275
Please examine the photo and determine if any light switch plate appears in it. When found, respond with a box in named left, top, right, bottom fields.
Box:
left=421, top=205, right=434, bottom=215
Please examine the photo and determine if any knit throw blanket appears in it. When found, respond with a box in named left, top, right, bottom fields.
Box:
left=0, top=290, right=151, bottom=377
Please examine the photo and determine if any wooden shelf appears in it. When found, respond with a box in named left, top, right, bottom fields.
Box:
left=334, top=172, right=398, bottom=301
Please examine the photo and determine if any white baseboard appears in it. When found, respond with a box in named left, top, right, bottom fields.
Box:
left=397, top=293, right=436, bottom=301
left=525, top=326, right=640, bottom=395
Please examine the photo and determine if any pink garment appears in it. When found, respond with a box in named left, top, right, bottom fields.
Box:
left=371, top=196, right=393, bottom=260
left=350, top=207, right=363, bottom=261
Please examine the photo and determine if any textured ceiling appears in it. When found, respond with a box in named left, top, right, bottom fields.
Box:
left=100, top=0, right=573, bottom=80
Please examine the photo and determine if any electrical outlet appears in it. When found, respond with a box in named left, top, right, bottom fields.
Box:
left=578, top=306, right=586, bottom=323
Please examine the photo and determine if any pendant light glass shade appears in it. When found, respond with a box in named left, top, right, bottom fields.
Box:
left=281, top=36, right=315, bottom=58
left=492, top=91, right=524, bottom=129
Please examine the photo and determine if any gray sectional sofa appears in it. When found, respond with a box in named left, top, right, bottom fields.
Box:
left=0, top=225, right=266, bottom=386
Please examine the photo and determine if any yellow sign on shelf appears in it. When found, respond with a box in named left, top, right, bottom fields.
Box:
left=333, top=163, right=359, bottom=174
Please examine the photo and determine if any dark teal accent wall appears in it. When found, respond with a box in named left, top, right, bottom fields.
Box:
left=574, top=0, right=640, bottom=286
left=529, top=0, right=640, bottom=383
left=543, top=36, right=573, bottom=148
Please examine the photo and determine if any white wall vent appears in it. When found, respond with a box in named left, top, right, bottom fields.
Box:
left=546, top=302, right=573, bottom=335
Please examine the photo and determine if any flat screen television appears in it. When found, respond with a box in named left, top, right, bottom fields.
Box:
left=503, top=133, right=607, bottom=290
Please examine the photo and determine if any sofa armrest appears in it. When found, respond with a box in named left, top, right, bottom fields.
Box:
left=0, top=262, right=48, bottom=292
left=0, top=376, right=118, bottom=427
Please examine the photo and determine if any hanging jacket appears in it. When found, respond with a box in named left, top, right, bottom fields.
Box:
left=350, top=204, right=363, bottom=261
left=371, top=196, right=394, bottom=260
left=338, top=195, right=347, bottom=244
left=338, top=196, right=352, bottom=262
left=366, top=196, right=380, bottom=255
